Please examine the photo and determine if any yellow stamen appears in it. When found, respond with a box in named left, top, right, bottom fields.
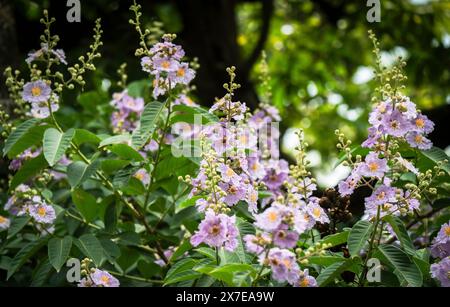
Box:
left=312, top=207, right=321, bottom=218
left=368, top=162, right=379, bottom=172
left=415, top=118, right=425, bottom=129
left=37, top=207, right=46, bottom=217
left=267, top=211, right=278, bottom=222
left=444, top=226, right=450, bottom=236
left=31, top=86, right=42, bottom=97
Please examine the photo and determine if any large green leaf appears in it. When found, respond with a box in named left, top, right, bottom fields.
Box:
left=420, top=146, right=450, bottom=174
left=99, top=134, right=131, bottom=147
left=30, top=259, right=53, bottom=286
left=320, top=230, right=349, bottom=248
left=3, top=118, right=40, bottom=157
left=108, top=144, right=144, bottom=161
left=348, top=220, right=373, bottom=257
left=66, top=160, right=99, bottom=188
left=7, top=216, right=31, bottom=239
left=74, top=234, right=104, bottom=266
left=164, top=258, right=202, bottom=285
left=48, top=236, right=73, bottom=272
left=171, top=104, right=219, bottom=124
left=376, top=244, right=422, bottom=287
left=43, top=128, right=75, bottom=166
left=132, top=101, right=165, bottom=149
left=73, top=129, right=101, bottom=146
left=7, top=238, right=48, bottom=280
left=384, top=215, right=416, bottom=256
left=10, top=154, right=48, bottom=190
left=71, top=189, right=99, bottom=222
left=195, top=263, right=255, bottom=286
left=316, top=259, right=355, bottom=286
left=6, top=125, right=49, bottom=159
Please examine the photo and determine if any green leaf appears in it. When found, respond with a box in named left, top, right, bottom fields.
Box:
left=74, top=234, right=104, bottom=266
left=31, top=259, right=53, bottom=287
left=99, top=134, right=131, bottom=147
left=7, top=238, right=48, bottom=280
left=100, top=159, right=130, bottom=174
left=316, top=259, right=354, bottom=286
left=172, top=104, right=219, bottom=124
left=127, top=79, right=150, bottom=97
left=73, top=129, right=101, bottom=146
left=195, top=263, right=255, bottom=286
left=6, top=125, right=49, bottom=159
left=112, top=165, right=140, bottom=188
left=48, top=236, right=73, bottom=272
left=3, top=118, right=40, bottom=157
left=320, top=230, right=349, bottom=248
left=420, top=146, right=450, bottom=174
left=71, top=189, right=99, bottom=222
left=431, top=198, right=450, bottom=210
left=43, top=128, right=75, bottom=166
left=308, top=255, right=347, bottom=266
left=376, top=244, right=422, bottom=287
left=7, top=216, right=31, bottom=239
left=348, top=220, right=373, bottom=257
left=132, top=101, right=165, bottom=149
left=164, top=258, right=202, bottom=285
left=384, top=215, right=416, bottom=255
left=67, top=160, right=99, bottom=188
left=108, top=144, right=144, bottom=161
left=10, top=154, right=48, bottom=190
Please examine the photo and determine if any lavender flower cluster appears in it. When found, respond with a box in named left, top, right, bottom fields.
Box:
left=3, top=184, right=56, bottom=234
left=430, top=223, right=450, bottom=287
left=338, top=95, right=433, bottom=221
left=140, top=35, right=195, bottom=98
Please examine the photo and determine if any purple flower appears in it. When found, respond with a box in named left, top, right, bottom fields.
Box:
left=273, top=226, right=299, bottom=248
left=219, top=182, right=247, bottom=206
left=155, top=247, right=176, bottom=267
left=381, top=109, right=411, bottom=138
left=190, top=210, right=239, bottom=252
left=170, top=62, right=195, bottom=85
left=396, top=97, right=417, bottom=119
left=244, top=233, right=271, bottom=254
left=362, top=126, right=383, bottom=148
left=90, top=269, right=120, bottom=287
left=430, top=257, right=450, bottom=287
left=0, top=215, right=10, bottom=231
left=295, top=269, right=318, bottom=287
left=51, top=49, right=68, bottom=65
left=430, top=223, right=450, bottom=259
left=306, top=199, right=329, bottom=224
left=262, top=159, right=289, bottom=191
left=28, top=200, right=56, bottom=225
left=359, top=152, right=389, bottom=179
left=255, top=204, right=284, bottom=231
left=218, top=163, right=241, bottom=185
left=29, top=99, right=59, bottom=119
left=338, top=171, right=361, bottom=196
left=22, top=80, right=51, bottom=103
left=411, top=114, right=434, bottom=134
left=266, top=248, right=300, bottom=285
left=247, top=157, right=266, bottom=180
left=141, top=56, right=152, bottom=73
left=406, top=132, right=432, bottom=150
left=365, top=185, right=397, bottom=207
left=134, top=168, right=150, bottom=185
left=77, top=278, right=97, bottom=287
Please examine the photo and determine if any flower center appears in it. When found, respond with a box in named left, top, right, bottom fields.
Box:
left=368, top=162, right=379, bottom=172
left=415, top=118, right=425, bottom=128
left=228, top=185, right=238, bottom=194
left=414, top=135, right=423, bottom=143
left=177, top=68, right=185, bottom=77
left=267, top=211, right=278, bottom=222
left=225, top=167, right=234, bottom=178
left=37, top=207, right=47, bottom=217
left=390, top=120, right=399, bottom=129
left=161, top=61, right=171, bottom=69
left=282, top=259, right=292, bottom=269
left=312, top=207, right=321, bottom=218
left=0, top=216, right=6, bottom=223
left=31, top=86, right=42, bottom=97
left=277, top=230, right=286, bottom=239
left=210, top=225, right=221, bottom=235
left=300, top=278, right=310, bottom=287
left=101, top=275, right=110, bottom=284
left=444, top=226, right=450, bottom=236
left=377, top=192, right=386, bottom=200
